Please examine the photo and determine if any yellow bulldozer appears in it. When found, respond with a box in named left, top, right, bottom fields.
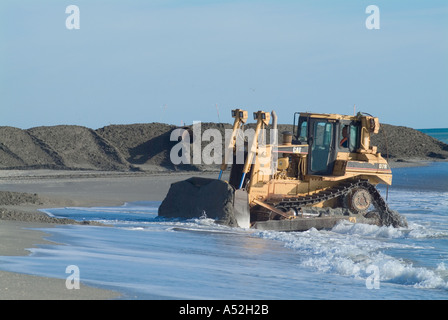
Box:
left=158, top=109, right=407, bottom=231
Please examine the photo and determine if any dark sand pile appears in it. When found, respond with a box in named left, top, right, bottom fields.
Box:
left=0, top=190, right=65, bottom=223
left=0, top=190, right=104, bottom=224
left=1, top=122, right=447, bottom=172
left=372, top=124, right=448, bottom=162
left=0, top=125, right=129, bottom=171
left=96, top=123, right=186, bottom=171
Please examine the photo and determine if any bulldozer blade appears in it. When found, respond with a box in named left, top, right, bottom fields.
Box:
left=233, top=189, right=250, bottom=228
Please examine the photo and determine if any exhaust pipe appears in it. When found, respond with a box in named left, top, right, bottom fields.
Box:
left=271, top=110, right=278, bottom=176
left=271, top=110, right=277, bottom=131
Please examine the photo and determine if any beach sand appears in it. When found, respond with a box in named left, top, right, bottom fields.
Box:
left=0, top=169, right=218, bottom=300
left=0, top=221, right=121, bottom=300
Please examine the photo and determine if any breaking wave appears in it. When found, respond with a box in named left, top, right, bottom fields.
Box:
left=255, top=221, right=448, bottom=290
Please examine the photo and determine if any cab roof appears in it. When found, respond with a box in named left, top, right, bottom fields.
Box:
left=299, top=112, right=358, bottom=121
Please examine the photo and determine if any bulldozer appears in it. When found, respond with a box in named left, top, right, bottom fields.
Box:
left=158, top=109, right=407, bottom=231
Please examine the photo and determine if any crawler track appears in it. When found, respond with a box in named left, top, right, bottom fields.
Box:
left=273, top=179, right=407, bottom=228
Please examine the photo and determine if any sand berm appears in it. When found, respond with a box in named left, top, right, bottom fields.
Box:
left=1, top=122, right=447, bottom=172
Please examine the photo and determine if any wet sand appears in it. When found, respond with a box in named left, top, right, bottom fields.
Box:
left=0, top=169, right=218, bottom=300
left=0, top=221, right=121, bottom=300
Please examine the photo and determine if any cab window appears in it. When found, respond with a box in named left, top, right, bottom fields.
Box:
left=339, top=123, right=359, bottom=152
left=297, top=118, right=308, bottom=143
left=349, top=124, right=359, bottom=151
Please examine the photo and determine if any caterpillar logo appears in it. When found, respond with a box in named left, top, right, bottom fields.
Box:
left=293, top=146, right=302, bottom=153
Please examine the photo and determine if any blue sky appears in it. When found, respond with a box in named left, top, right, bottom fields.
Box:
left=1, top=0, right=447, bottom=129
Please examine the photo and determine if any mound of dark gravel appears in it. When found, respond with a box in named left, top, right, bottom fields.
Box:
left=0, top=191, right=42, bottom=206
left=0, top=121, right=446, bottom=172
left=371, top=124, right=448, bottom=161
left=0, top=208, right=105, bottom=225
left=0, top=125, right=130, bottom=171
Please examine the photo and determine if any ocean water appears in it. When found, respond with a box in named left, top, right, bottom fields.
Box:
left=419, top=128, right=448, bottom=145
left=0, top=162, right=447, bottom=300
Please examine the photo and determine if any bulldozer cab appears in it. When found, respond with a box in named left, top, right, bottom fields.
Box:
left=294, top=113, right=362, bottom=176
left=223, top=109, right=390, bottom=193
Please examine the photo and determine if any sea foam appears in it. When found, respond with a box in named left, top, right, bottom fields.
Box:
left=255, top=221, right=448, bottom=290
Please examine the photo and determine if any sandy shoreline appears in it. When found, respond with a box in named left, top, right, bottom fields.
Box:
left=0, top=221, right=121, bottom=299
left=0, top=169, right=218, bottom=300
